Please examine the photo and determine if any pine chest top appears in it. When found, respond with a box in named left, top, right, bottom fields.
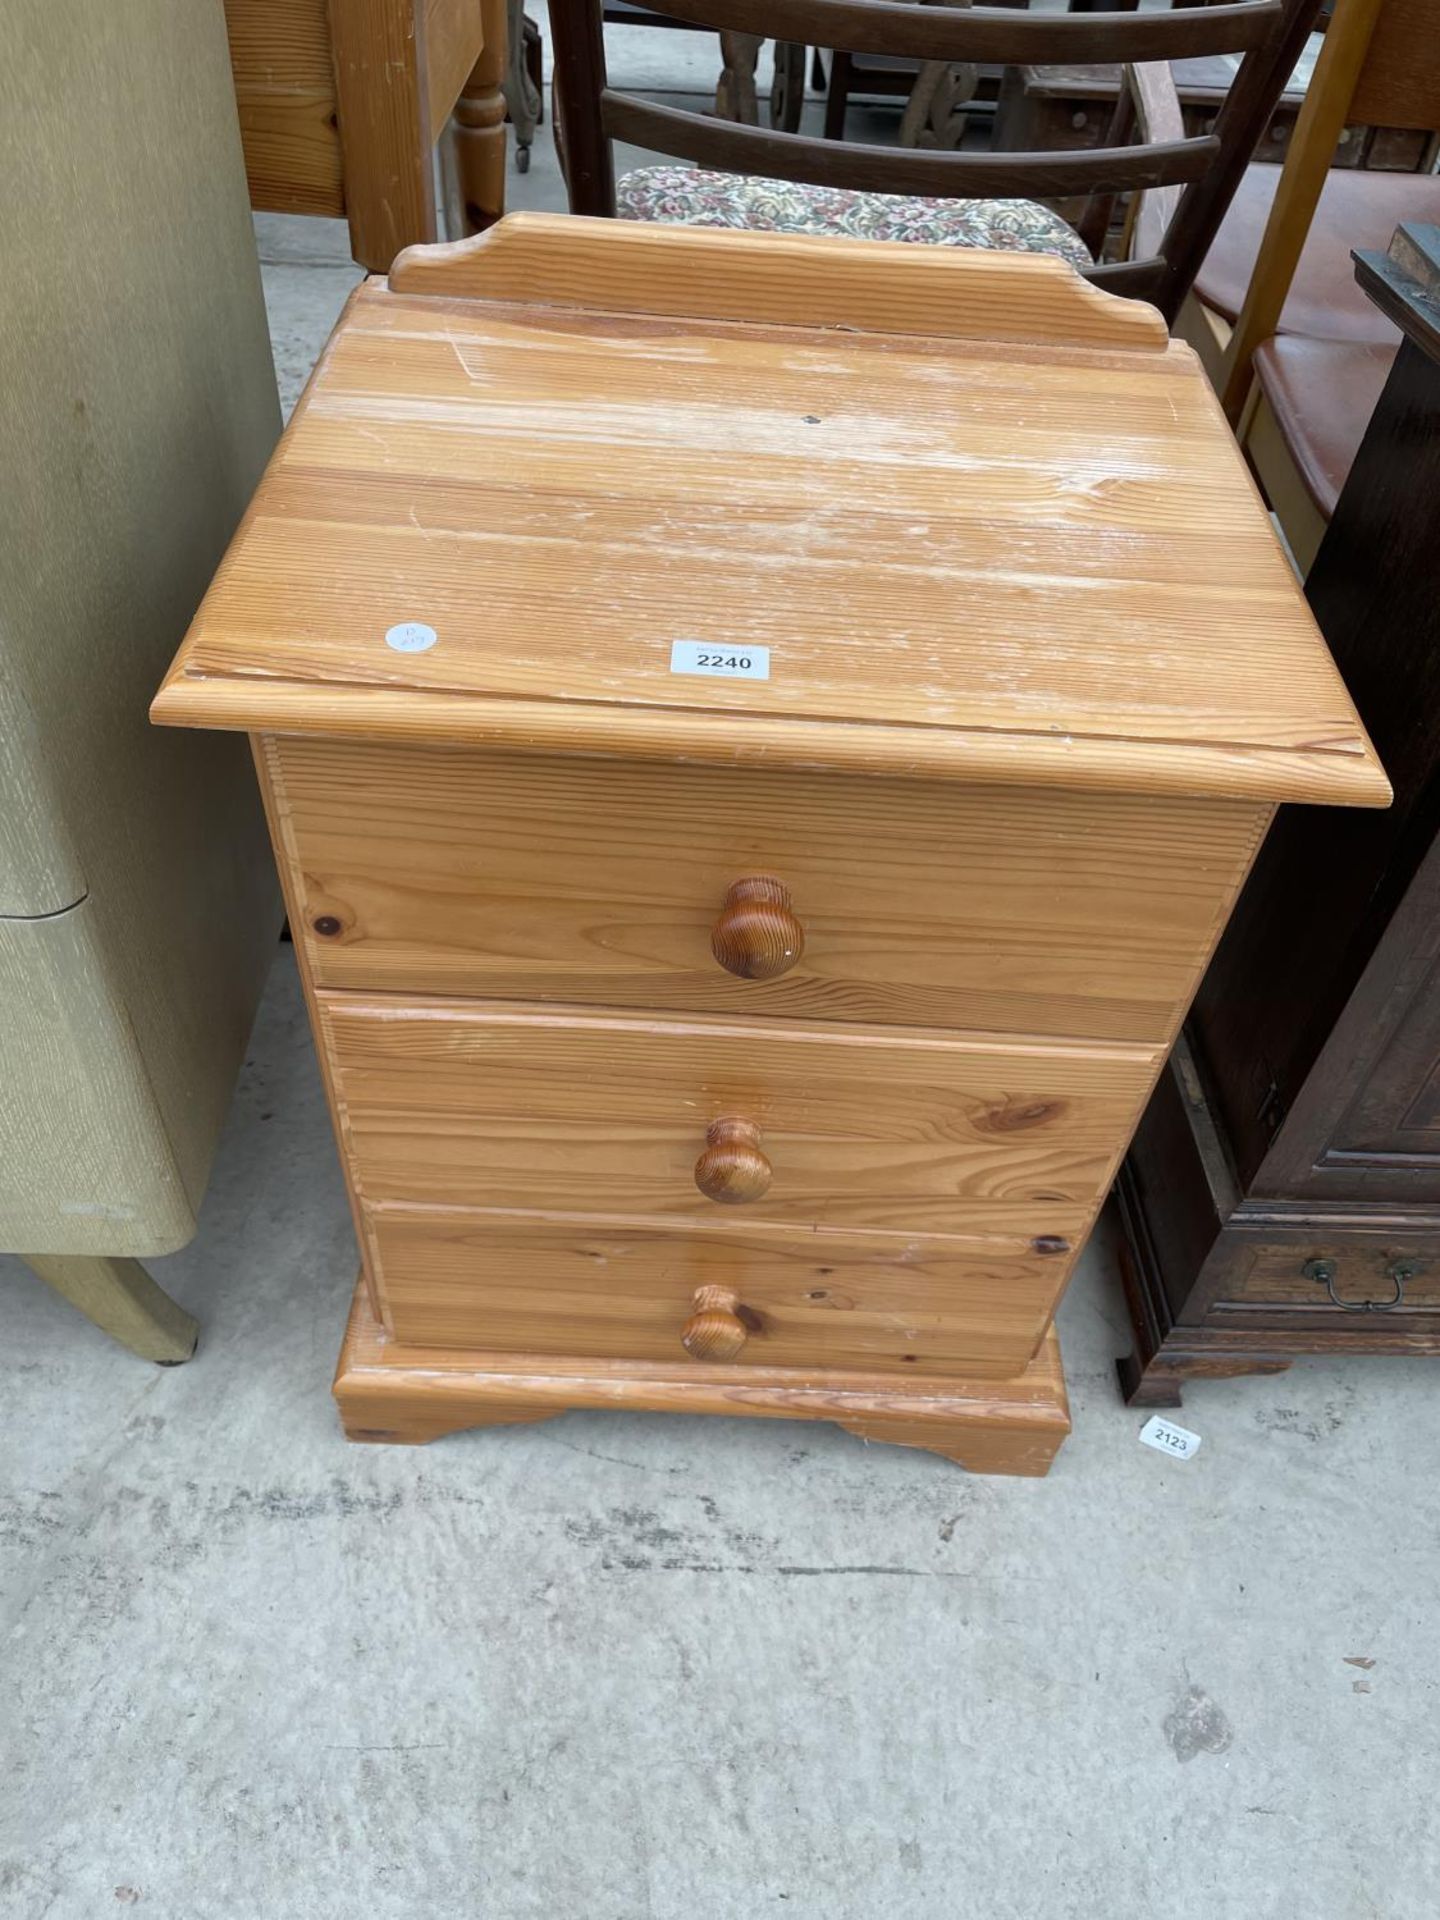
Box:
left=154, top=214, right=1388, bottom=808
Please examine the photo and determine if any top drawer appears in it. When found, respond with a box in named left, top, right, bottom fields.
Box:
left=263, top=738, right=1266, bottom=1044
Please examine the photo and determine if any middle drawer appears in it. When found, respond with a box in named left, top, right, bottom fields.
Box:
left=319, top=995, right=1158, bottom=1238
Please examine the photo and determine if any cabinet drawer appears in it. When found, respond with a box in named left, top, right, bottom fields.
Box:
left=366, top=1206, right=1072, bottom=1377
left=1211, top=1241, right=1440, bottom=1316
left=268, top=738, right=1266, bottom=1044
left=321, top=995, right=1158, bottom=1236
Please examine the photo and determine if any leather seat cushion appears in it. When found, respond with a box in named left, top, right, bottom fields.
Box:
left=1253, top=335, right=1396, bottom=517
left=1196, top=163, right=1440, bottom=343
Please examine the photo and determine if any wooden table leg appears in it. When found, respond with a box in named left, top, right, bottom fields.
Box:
left=20, top=1253, right=198, bottom=1364
left=452, top=0, right=509, bottom=232
left=330, top=0, right=438, bottom=270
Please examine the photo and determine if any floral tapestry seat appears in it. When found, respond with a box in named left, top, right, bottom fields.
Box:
left=615, top=164, right=1092, bottom=266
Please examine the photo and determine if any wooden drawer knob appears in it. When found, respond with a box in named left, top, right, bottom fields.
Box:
left=681, top=1286, right=749, bottom=1361
left=711, top=877, right=804, bottom=980
left=694, top=1117, right=771, bottom=1204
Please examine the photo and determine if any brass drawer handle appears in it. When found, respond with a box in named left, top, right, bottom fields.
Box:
left=681, top=1286, right=749, bottom=1361
left=1304, top=1256, right=1413, bottom=1313
left=711, top=877, right=805, bottom=980
left=694, top=1117, right=771, bottom=1204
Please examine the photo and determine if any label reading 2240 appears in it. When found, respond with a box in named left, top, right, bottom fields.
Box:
left=670, top=639, right=771, bottom=681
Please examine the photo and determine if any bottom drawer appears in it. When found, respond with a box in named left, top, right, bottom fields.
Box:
left=367, top=1207, right=1074, bottom=1379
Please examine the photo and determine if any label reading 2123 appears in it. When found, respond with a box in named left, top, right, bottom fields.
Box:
left=670, top=639, right=771, bottom=681
left=1138, top=1415, right=1202, bottom=1461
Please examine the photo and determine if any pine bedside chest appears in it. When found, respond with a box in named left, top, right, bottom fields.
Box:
left=153, top=215, right=1389, bottom=1475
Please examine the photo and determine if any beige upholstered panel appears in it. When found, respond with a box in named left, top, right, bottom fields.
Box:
left=0, top=0, right=283, bottom=1254
left=0, top=670, right=86, bottom=917
left=0, top=906, right=197, bottom=1252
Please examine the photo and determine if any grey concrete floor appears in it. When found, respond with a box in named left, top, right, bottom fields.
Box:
left=4, top=64, right=1439, bottom=1920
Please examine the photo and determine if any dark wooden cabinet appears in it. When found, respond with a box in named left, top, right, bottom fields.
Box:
left=1118, top=223, right=1440, bottom=1403
left=994, top=60, right=1437, bottom=177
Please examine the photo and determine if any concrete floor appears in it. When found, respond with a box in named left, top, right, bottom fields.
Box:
left=4, top=52, right=1439, bottom=1920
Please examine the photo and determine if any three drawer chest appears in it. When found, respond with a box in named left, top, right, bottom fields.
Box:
left=154, top=215, right=1387, bottom=1474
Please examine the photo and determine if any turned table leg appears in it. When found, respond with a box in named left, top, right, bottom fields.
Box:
left=452, top=0, right=508, bottom=233
left=20, top=1253, right=198, bottom=1364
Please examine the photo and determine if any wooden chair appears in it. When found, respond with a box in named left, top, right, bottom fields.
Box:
left=1185, top=0, right=1440, bottom=568
left=223, top=0, right=510, bottom=270
left=549, top=0, right=1325, bottom=324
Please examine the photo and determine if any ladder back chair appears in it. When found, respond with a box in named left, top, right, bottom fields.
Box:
left=549, top=0, right=1325, bottom=323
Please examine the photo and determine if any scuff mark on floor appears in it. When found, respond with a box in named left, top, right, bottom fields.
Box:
left=1163, top=1685, right=1234, bottom=1763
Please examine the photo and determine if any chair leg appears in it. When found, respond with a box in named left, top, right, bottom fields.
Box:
left=503, top=0, right=543, bottom=172
left=770, top=42, right=807, bottom=134
left=823, top=50, right=852, bottom=140
left=1240, top=381, right=1328, bottom=577
left=20, top=1253, right=198, bottom=1365
left=716, top=32, right=762, bottom=124
left=525, top=14, right=544, bottom=124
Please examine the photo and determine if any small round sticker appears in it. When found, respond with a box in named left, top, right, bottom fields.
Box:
left=385, top=621, right=438, bottom=653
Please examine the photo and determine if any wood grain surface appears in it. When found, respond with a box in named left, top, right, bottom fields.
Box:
left=265, top=737, right=1270, bottom=1043
left=679, top=1284, right=750, bottom=1361
left=1347, top=0, right=1440, bottom=130
left=333, top=1271, right=1072, bottom=1471
left=153, top=220, right=1388, bottom=808
left=224, top=0, right=488, bottom=258
left=364, top=1204, right=1075, bottom=1376
left=445, top=0, right=507, bottom=232
left=222, top=0, right=345, bottom=218
left=424, top=0, right=485, bottom=145
left=709, top=877, right=805, bottom=982
left=1218, top=1241, right=1440, bottom=1312
left=692, top=1117, right=774, bottom=1205
left=389, top=211, right=1171, bottom=345
left=318, top=994, right=1158, bottom=1234
left=329, top=0, right=438, bottom=270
